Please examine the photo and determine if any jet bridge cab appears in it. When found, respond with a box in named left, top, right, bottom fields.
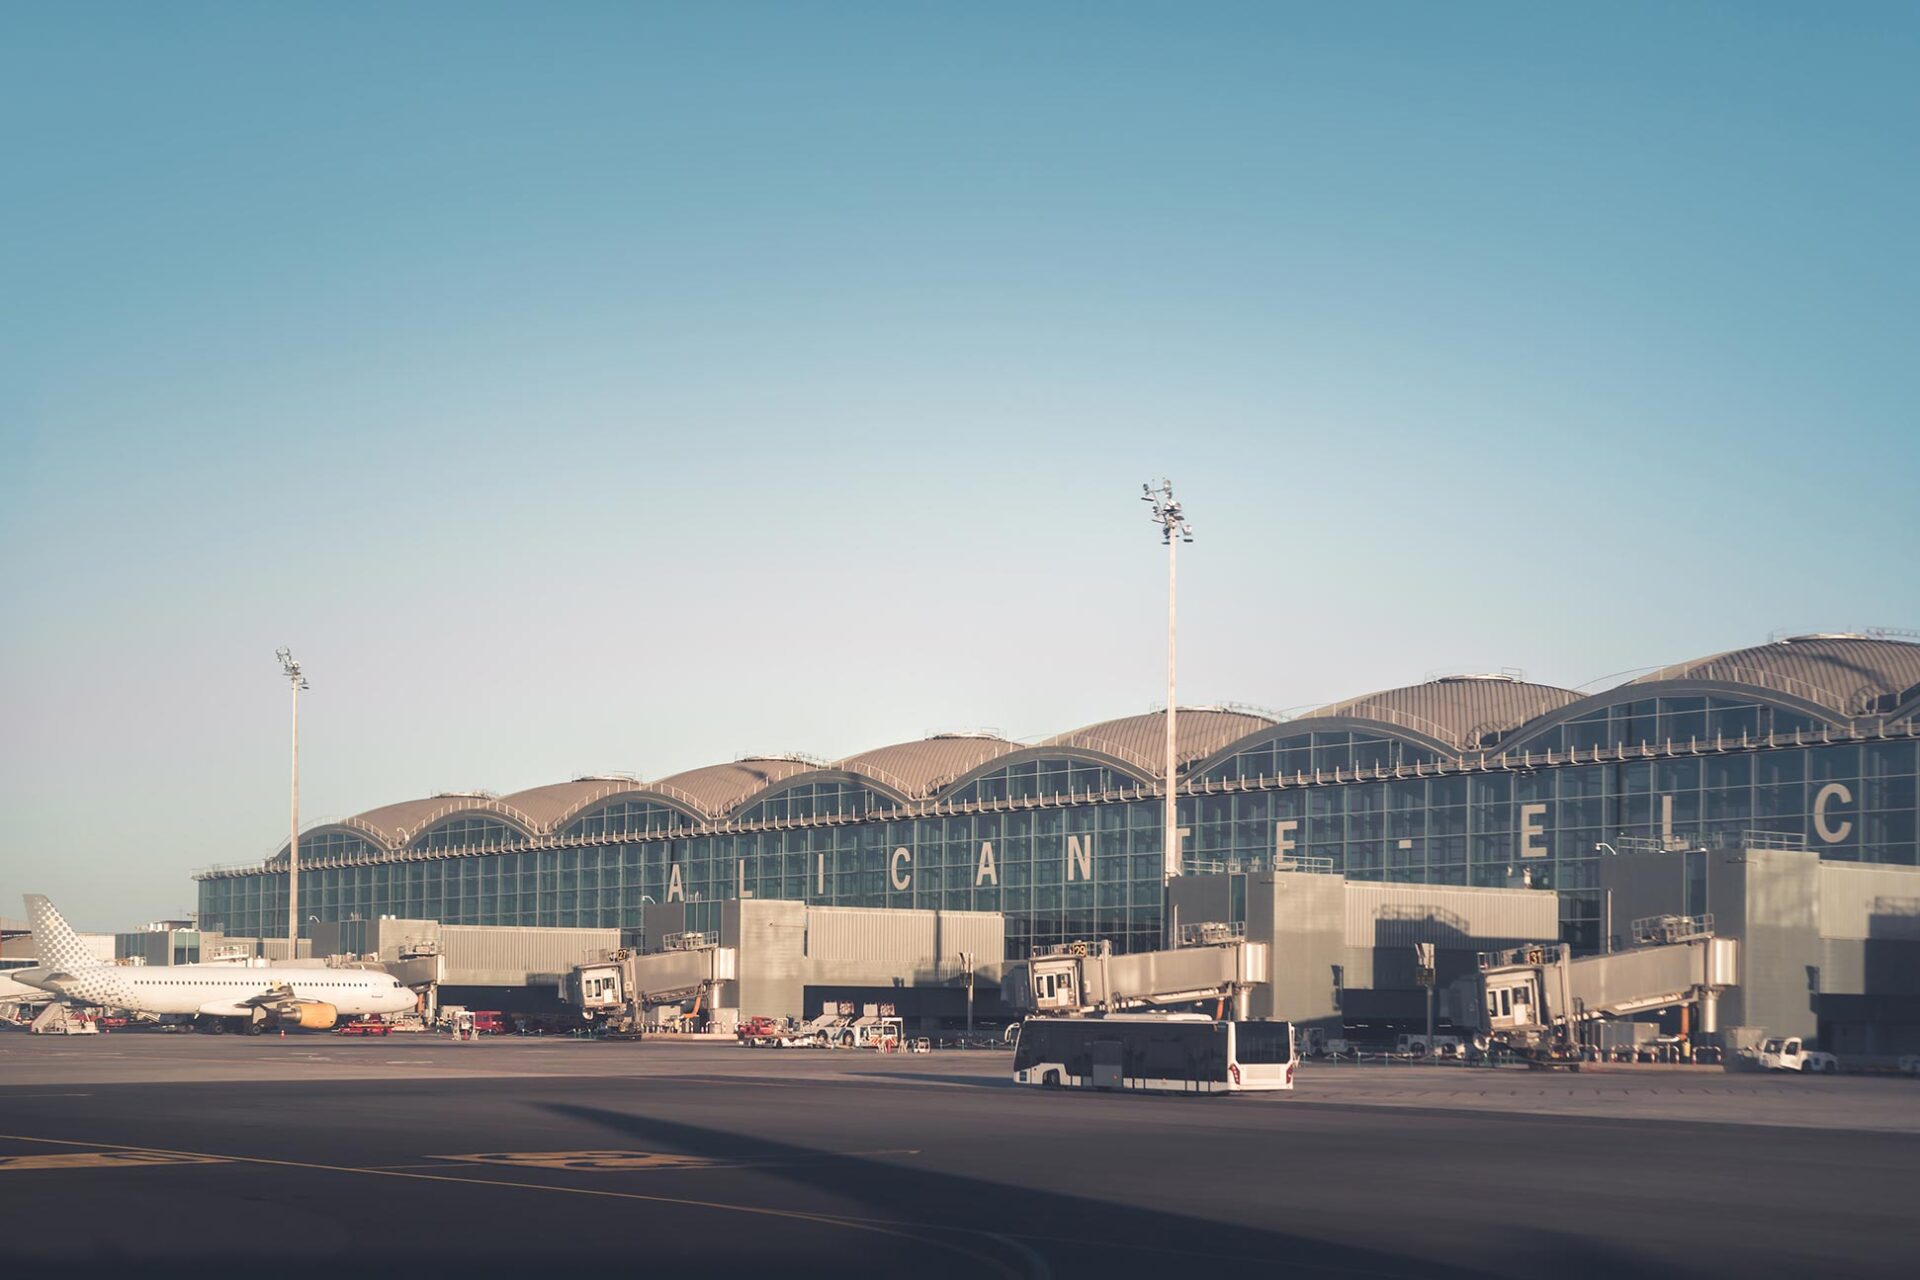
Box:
left=1484, top=966, right=1544, bottom=1036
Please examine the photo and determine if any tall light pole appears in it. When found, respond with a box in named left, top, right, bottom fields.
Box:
left=276, top=648, right=309, bottom=957
left=1143, top=481, right=1193, bottom=886
left=958, top=950, right=975, bottom=1037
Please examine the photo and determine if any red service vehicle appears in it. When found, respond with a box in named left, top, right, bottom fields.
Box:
left=737, top=1016, right=782, bottom=1044
left=337, top=1019, right=393, bottom=1037
left=471, top=1011, right=509, bottom=1036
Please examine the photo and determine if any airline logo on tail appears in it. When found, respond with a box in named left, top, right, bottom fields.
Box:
left=24, top=894, right=100, bottom=977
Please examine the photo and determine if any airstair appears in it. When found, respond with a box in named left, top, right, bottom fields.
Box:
left=29, top=1002, right=97, bottom=1035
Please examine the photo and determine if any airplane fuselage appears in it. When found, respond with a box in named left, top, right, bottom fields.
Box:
left=17, top=963, right=416, bottom=1019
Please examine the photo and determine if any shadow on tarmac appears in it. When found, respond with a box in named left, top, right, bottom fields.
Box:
left=844, top=1069, right=1015, bottom=1088
left=537, top=1101, right=1710, bottom=1280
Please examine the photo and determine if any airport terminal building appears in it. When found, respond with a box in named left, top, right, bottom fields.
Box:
left=197, top=634, right=1920, bottom=960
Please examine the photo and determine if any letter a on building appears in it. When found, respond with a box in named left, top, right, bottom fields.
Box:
left=976, top=841, right=998, bottom=887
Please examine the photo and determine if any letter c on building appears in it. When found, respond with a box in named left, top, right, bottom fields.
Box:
left=890, top=847, right=912, bottom=890
left=1813, top=782, right=1853, bottom=844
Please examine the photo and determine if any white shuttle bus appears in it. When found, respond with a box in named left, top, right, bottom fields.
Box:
left=1011, top=1013, right=1297, bottom=1094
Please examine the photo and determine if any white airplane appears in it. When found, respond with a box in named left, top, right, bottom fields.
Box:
left=13, top=894, right=416, bottom=1033
left=0, top=960, right=55, bottom=1011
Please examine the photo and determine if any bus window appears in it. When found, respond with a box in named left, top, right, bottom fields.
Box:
left=1233, top=1021, right=1296, bottom=1065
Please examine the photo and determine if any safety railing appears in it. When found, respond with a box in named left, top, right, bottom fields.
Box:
left=1631, top=913, right=1714, bottom=945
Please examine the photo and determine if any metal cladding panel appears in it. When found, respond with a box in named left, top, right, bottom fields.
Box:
left=1629, top=636, right=1920, bottom=715
left=372, top=918, right=441, bottom=961
left=1819, top=937, right=1920, bottom=996
left=729, top=899, right=806, bottom=1020
left=1731, top=848, right=1820, bottom=1039
left=1344, top=883, right=1558, bottom=950
left=641, top=902, right=688, bottom=949
left=1249, top=873, right=1345, bottom=1023
left=626, top=947, right=722, bottom=997
left=805, top=907, right=1004, bottom=967
left=1310, top=678, right=1580, bottom=748
left=1818, top=863, right=1920, bottom=941
left=1079, top=945, right=1253, bottom=1006
left=837, top=735, right=1020, bottom=798
left=1044, top=708, right=1276, bottom=773
left=1167, top=876, right=1234, bottom=931
left=440, top=925, right=620, bottom=986
left=1566, top=944, right=1707, bottom=1012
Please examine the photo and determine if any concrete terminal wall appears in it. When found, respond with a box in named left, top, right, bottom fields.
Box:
left=440, top=925, right=619, bottom=988
left=640, top=900, right=1004, bottom=1021
left=1599, top=846, right=1920, bottom=1045
left=1247, top=872, right=1343, bottom=1025
left=1344, top=883, right=1557, bottom=952
left=1732, top=849, right=1821, bottom=1038
left=1820, top=863, right=1920, bottom=941
left=1235, top=872, right=1559, bottom=1027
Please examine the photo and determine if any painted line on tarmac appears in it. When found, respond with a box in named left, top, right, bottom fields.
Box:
left=0, top=1132, right=1039, bottom=1280
left=0, top=1150, right=227, bottom=1171
left=423, top=1147, right=923, bottom=1172
left=1, top=1093, right=93, bottom=1099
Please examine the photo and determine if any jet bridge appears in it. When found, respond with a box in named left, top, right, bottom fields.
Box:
left=1463, top=915, right=1738, bottom=1064
left=1002, top=924, right=1268, bottom=1018
left=564, top=931, right=738, bottom=1032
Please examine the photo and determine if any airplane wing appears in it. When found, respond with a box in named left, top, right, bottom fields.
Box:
left=196, top=1000, right=258, bottom=1017
left=199, top=983, right=299, bottom=1017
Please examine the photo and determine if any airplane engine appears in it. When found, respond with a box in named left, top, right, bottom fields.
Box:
left=275, top=1001, right=338, bottom=1030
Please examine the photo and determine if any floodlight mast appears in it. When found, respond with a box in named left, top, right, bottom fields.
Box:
left=1142, top=481, right=1194, bottom=892
left=276, top=648, right=309, bottom=957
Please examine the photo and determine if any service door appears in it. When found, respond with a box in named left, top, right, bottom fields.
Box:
left=1091, top=1039, right=1123, bottom=1090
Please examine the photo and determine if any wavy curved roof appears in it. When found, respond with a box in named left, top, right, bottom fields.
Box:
left=499, top=779, right=656, bottom=831
left=1628, top=635, right=1920, bottom=717
left=271, top=634, right=1918, bottom=862
left=1307, top=676, right=1583, bottom=750
left=653, top=757, right=819, bottom=818
left=1043, top=708, right=1277, bottom=776
left=346, top=794, right=535, bottom=846
left=835, top=734, right=1020, bottom=799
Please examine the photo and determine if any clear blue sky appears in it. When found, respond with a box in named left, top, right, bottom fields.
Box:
left=3, top=3, right=1915, bottom=927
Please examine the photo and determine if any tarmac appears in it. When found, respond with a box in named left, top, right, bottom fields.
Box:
left=1, top=1031, right=1915, bottom=1278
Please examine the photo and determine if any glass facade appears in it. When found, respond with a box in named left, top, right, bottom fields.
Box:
left=200, top=727, right=1920, bottom=958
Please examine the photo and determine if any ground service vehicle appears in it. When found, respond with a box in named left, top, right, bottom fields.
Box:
left=1756, top=1037, right=1839, bottom=1073
left=1012, top=1014, right=1296, bottom=1094
left=471, top=1010, right=508, bottom=1035
left=336, top=1019, right=392, bottom=1036
left=736, top=1016, right=784, bottom=1045
left=1396, top=1034, right=1462, bottom=1059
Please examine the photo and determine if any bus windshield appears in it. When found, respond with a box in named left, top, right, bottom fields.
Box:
left=1233, top=1021, right=1295, bottom=1064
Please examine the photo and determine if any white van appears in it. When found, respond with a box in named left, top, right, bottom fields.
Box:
left=1756, top=1036, right=1839, bottom=1073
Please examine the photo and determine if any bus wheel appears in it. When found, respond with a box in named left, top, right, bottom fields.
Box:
left=1041, top=1070, right=1061, bottom=1088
